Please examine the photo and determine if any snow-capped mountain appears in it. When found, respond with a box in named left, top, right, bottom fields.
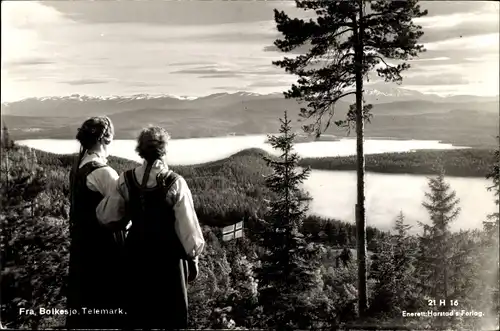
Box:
left=1, top=86, right=498, bottom=148
left=362, top=85, right=499, bottom=104
left=2, top=87, right=497, bottom=118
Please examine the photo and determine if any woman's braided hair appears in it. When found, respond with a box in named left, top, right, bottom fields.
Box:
left=70, top=116, right=115, bottom=189
left=76, top=116, right=114, bottom=149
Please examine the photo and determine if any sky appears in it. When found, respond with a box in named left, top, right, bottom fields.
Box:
left=1, top=0, right=499, bottom=102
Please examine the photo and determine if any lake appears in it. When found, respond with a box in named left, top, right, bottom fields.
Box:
left=17, top=135, right=495, bottom=232
left=18, top=135, right=468, bottom=165
left=304, top=170, right=495, bottom=234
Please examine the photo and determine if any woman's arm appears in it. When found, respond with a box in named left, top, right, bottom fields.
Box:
left=87, top=166, right=119, bottom=196
left=172, top=177, right=205, bottom=260
left=96, top=174, right=130, bottom=230
left=171, top=177, right=205, bottom=282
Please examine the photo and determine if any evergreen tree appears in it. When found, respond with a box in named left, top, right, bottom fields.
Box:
left=369, top=211, right=419, bottom=317
left=480, top=136, right=500, bottom=328
left=417, top=169, right=460, bottom=301
left=1, top=124, right=14, bottom=150
left=257, top=111, right=325, bottom=329
left=0, top=146, right=67, bottom=329
left=187, top=227, right=234, bottom=329
left=485, top=136, right=499, bottom=229
left=414, top=169, right=479, bottom=329
left=272, top=0, right=428, bottom=314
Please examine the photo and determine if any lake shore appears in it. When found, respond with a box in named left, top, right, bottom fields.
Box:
left=300, top=148, right=495, bottom=178
left=19, top=143, right=496, bottom=233
left=16, top=135, right=470, bottom=166
left=19, top=135, right=494, bottom=178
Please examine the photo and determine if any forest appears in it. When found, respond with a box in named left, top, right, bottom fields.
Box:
left=1, top=117, right=499, bottom=330
left=300, top=149, right=496, bottom=178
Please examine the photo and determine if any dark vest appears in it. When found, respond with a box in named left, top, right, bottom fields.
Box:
left=123, top=168, right=186, bottom=262
left=122, top=168, right=189, bottom=329
left=69, top=161, right=107, bottom=248
left=67, top=161, right=126, bottom=329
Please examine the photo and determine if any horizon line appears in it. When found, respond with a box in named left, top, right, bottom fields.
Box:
left=1, top=89, right=500, bottom=104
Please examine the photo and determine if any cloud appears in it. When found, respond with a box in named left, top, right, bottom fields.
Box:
left=419, top=19, right=498, bottom=44
left=62, top=79, right=109, bottom=86
left=201, top=73, right=242, bottom=79
left=409, top=57, right=450, bottom=62
left=1, top=2, right=75, bottom=66
left=420, top=2, right=498, bottom=17
left=424, top=33, right=499, bottom=52
left=248, top=80, right=293, bottom=88
left=43, top=0, right=315, bottom=26
left=411, top=49, right=498, bottom=66
left=169, top=61, right=215, bottom=66
left=264, top=3, right=499, bottom=53
left=214, top=86, right=239, bottom=91
left=170, top=68, right=233, bottom=75
left=171, top=65, right=283, bottom=78
left=4, top=58, right=55, bottom=67
left=44, top=1, right=287, bottom=26
left=2, top=1, right=72, bottom=28
left=2, top=0, right=498, bottom=101
left=401, top=83, right=499, bottom=97
left=401, top=73, right=469, bottom=86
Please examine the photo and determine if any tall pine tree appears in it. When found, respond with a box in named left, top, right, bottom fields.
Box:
left=257, top=111, right=325, bottom=329
left=272, top=0, right=428, bottom=314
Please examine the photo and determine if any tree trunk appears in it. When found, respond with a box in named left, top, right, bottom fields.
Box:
left=354, top=0, right=367, bottom=317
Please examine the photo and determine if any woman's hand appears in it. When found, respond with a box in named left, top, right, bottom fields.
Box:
left=187, top=257, right=199, bottom=282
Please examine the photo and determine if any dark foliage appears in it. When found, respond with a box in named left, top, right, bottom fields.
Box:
left=368, top=212, right=421, bottom=318
left=1, top=139, right=498, bottom=329
left=256, top=112, right=330, bottom=329
left=272, top=0, right=427, bottom=135
left=300, top=148, right=495, bottom=177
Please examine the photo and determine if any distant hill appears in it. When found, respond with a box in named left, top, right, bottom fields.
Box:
left=1, top=88, right=498, bottom=148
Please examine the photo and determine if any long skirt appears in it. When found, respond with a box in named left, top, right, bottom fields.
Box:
left=126, top=256, right=189, bottom=329
left=66, top=237, right=127, bottom=329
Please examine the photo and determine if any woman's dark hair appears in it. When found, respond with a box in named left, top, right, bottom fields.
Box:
left=76, top=116, right=114, bottom=150
left=70, top=116, right=115, bottom=196
left=135, top=126, right=170, bottom=163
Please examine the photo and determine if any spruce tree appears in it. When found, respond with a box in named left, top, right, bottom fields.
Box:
left=414, top=168, right=479, bottom=329
left=485, top=136, right=499, bottom=229
left=1, top=124, right=14, bottom=150
left=272, top=0, right=428, bottom=314
left=415, top=165, right=495, bottom=329
left=369, top=211, right=419, bottom=317
left=481, top=136, right=499, bottom=328
left=257, top=111, right=324, bottom=329
left=418, top=169, right=460, bottom=301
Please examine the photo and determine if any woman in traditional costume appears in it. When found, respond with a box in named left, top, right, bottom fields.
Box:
left=66, top=116, right=126, bottom=329
left=96, top=126, right=205, bottom=329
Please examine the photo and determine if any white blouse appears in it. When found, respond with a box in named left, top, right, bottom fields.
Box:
left=96, top=159, right=205, bottom=260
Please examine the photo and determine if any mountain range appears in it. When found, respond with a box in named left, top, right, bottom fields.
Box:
left=1, top=87, right=499, bottom=148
